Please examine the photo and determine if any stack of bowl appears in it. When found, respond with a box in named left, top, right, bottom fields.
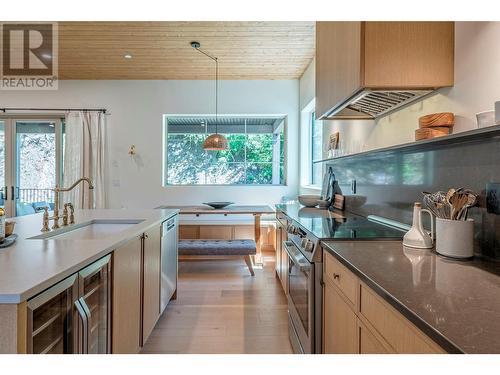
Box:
left=415, top=112, right=454, bottom=141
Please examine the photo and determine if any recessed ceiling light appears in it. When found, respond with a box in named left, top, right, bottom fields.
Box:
left=124, top=53, right=133, bottom=59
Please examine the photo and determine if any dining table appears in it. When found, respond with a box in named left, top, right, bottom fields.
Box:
left=158, top=205, right=275, bottom=265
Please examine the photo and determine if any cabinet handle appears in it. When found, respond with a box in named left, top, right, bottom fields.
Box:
left=75, top=299, right=88, bottom=354
left=333, top=273, right=340, bottom=280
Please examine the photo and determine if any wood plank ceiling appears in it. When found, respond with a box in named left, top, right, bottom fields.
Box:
left=58, top=22, right=315, bottom=80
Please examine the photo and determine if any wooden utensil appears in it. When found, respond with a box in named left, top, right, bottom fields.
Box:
left=449, top=193, right=467, bottom=220
left=332, top=194, right=345, bottom=211
left=418, top=112, right=455, bottom=128
left=456, top=193, right=477, bottom=220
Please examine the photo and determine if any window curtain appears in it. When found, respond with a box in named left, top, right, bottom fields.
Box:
left=63, top=111, right=108, bottom=209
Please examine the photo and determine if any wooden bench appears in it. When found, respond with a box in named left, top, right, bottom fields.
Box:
left=178, top=239, right=256, bottom=276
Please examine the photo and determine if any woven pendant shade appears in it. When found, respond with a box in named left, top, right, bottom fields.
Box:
left=203, top=133, right=229, bottom=151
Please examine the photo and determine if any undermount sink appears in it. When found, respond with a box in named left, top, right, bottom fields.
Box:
left=29, top=219, right=145, bottom=240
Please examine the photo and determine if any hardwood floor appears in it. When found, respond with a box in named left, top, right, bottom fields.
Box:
left=140, top=250, right=292, bottom=354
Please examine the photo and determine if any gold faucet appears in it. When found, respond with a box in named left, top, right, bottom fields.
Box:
left=42, top=177, right=94, bottom=232
left=63, top=203, right=69, bottom=226
left=41, top=207, right=50, bottom=232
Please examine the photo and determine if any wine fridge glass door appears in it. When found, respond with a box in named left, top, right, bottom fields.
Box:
left=27, top=274, right=79, bottom=354
left=78, top=255, right=111, bottom=354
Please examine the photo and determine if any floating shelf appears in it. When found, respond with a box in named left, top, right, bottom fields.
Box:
left=313, top=124, right=500, bottom=164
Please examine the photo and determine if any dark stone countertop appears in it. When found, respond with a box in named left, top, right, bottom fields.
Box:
left=321, top=240, right=500, bottom=354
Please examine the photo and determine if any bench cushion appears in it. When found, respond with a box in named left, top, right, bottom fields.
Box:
left=178, top=239, right=257, bottom=256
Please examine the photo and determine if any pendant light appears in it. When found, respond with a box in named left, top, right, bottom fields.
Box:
left=191, top=41, right=229, bottom=151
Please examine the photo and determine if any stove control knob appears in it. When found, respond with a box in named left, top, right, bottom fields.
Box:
left=300, top=238, right=308, bottom=248
left=305, top=240, right=314, bottom=252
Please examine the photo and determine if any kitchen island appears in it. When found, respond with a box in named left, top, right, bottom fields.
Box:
left=0, top=208, right=179, bottom=354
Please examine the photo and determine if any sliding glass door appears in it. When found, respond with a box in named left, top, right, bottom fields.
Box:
left=0, top=117, right=63, bottom=217
left=0, top=121, right=6, bottom=212
left=15, top=121, right=58, bottom=216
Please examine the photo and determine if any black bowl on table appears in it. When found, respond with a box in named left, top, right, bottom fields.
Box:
left=203, top=202, right=234, bottom=209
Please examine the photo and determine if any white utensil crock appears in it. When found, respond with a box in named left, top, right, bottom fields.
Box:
left=436, top=218, right=474, bottom=259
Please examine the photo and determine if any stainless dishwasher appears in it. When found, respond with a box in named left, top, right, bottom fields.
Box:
left=160, top=215, right=178, bottom=313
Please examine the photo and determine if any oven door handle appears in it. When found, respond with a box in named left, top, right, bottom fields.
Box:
left=283, top=241, right=311, bottom=272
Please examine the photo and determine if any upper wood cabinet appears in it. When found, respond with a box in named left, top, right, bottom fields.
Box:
left=316, top=22, right=363, bottom=120
left=315, top=22, right=455, bottom=119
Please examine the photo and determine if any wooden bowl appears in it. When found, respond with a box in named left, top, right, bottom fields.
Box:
left=419, top=112, right=455, bottom=128
left=5, top=221, right=15, bottom=237
left=415, top=127, right=450, bottom=141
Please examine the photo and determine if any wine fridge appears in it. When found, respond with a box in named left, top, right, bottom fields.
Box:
left=26, top=254, right=111, bottom=354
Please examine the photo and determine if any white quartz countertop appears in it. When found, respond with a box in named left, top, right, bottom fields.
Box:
left=0, top=208, right=178, bottom=304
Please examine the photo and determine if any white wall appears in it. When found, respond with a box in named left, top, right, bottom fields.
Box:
left=0, top=80, right=300, bottom=210
left=299, top=58, right=315, bottom=110
left=300, top=22, right=500, bottom=163
left=298, top=58, right=322, bottom=194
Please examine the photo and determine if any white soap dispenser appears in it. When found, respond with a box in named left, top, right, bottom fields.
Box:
left=403, top=202, right=434, bottom=249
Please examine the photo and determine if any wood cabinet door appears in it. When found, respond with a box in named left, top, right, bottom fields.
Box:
left=315, top=21, right=362, bottom=119
left=363, top=22, right=454, bottom=88
left=142, top=226, right=161, bottom=344
left=358, top=319, right=391, bottom=354
left=323, top=281, right=358, bottom=354
left=112, top=236, right=142, bottom=354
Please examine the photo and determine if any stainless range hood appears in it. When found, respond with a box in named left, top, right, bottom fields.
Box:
left=326, top=88, right=434, bottom=119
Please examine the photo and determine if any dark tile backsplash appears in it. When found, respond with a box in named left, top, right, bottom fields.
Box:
left=326, top=126, right=500, bottom=259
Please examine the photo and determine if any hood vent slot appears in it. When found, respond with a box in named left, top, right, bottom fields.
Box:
left=346, top=90, right=433, bottom=118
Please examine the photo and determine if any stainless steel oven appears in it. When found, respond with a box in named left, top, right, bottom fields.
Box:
left=284, top=240, right=315, bottom=354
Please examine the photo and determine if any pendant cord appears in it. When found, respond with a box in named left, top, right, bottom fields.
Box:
left=193, top=46, right=219, bottom=134
left=215, top=57, right=218, bottom=134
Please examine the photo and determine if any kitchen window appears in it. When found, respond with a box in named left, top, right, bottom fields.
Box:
left=310, top=112, right=323, bottom=186
left=300, top=100, right=323, bottom=190
left=163, top=115, right=286, bottom=185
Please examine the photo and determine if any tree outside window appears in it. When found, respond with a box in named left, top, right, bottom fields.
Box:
left=164, top=116, right=286, bottom=185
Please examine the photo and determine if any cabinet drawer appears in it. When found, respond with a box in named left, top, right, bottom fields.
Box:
left=359, top=283, right=444, bottom=354
left=324, top=252, right=358, bottom=306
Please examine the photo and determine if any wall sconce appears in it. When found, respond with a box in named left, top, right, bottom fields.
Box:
left=128, top=145, right=136, bottom=155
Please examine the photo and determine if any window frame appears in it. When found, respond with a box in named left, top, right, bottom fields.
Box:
left=310, top=111, right=323, bottom=186
left=162, top=114, right=288, bottom=187
left=300, top=100, right=322, bottom=190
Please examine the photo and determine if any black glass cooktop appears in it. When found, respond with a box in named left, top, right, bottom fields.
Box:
left=318, top=216, right=405, bottom=240
left=276, top=203, right=406, bottom=240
